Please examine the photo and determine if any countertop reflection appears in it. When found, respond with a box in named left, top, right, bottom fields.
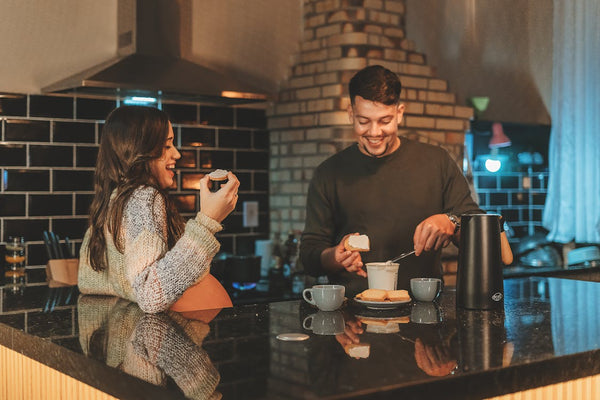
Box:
left=1, top=277, right=600, bottom=399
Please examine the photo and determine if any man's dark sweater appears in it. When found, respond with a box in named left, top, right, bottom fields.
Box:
left=300, top=138, right=482, bottom=296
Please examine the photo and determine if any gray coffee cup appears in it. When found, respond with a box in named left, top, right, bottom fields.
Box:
left=410, top=278, right=442, bottom=302
left=303, top=311, right=345, bottom=335
left=302, top=284, right=345, bottom=311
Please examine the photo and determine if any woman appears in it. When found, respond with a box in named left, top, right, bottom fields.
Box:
left=78, top=105, right=239, bottom=313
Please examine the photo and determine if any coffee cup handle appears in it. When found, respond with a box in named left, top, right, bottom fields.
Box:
left=302, top=315, right=314, bottom=330
left=303, top=288, right=316, bottom=306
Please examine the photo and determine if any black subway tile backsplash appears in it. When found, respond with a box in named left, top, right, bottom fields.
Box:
left=253, top=130, right=269, bottom=149
left=219, top=129, right=252, bottom=148
left=489, top=192, right=508, bottom=206
left=3, top=169, right=49, bottom=191
left=0, top=194, right=26, bottom=216
left=76, top=146, right=99, bottom=167
left=53, top=170, right=94, bottom=191
left=26, top=244, right=51, bottom=266
left=75, top=98, right=116, bottom=120
left=172, top=194, right=197, bottom=213
left=52, top=218, right=89, bottom=239
left=237, top=108, right=266, bottom=129
left=53, top=121, right=96, bottom=143
left=177, top=150, right=197, bottom=168
left=500, top=176, right=519, bottom=189
left=163, top=103, right=198, bottom=124
left=200, top=106, right=234, bottom=127
left=0, top=93, right=268, bottom=266
left=200, top=150, right=234, bottom=170
left=181, top=127, right=216, bottom=148
left=236, top=172, right=252, bottom=191
left=29, top=95, right=73, bottom=119
left=29, top=194, right=73, bottom=216
left=236, top=151, right=269, bottom=170
left=0, top=94, right=27, bottom=116
left=30, top=145, right=73, bottom=167
left=5, top=119, right=50, bottom=142
left=476, top=175, right=497, bottom=189
left=0, top=144, right=26, bottom=166
left=3, top=219, right=49, bottom=242
left=254, top=172, right=268, bottom=191
left=75, top=194, right=94, bottom=215
left=216, top=235, right=234, bottom=254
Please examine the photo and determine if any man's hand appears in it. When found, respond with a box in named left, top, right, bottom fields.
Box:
left=413, top=214, right=455, bottom=256
left=335, top=316, right=365, bottom=358
left=414, top=338, right=457, bottom=376
left=320, top=233, right=367, bottom=277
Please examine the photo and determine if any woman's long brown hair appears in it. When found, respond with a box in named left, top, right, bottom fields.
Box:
left=87, top=106, right=185, bottom=271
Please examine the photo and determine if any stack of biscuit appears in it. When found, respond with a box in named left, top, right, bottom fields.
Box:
left=355, top=289, right=410, bottom=302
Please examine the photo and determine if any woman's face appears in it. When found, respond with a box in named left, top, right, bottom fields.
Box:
left=150, top=122, right=181, bottom=189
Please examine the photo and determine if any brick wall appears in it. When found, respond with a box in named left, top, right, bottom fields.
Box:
left=0, top=93, right=269, bottom=279
left=267, top=0, right=473, bottom=238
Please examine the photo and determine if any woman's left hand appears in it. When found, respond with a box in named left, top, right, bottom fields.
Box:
left=199, top=172, right=240, bottom=223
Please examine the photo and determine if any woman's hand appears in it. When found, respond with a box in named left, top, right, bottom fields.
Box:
left=199, top=172, right=240, bottom=223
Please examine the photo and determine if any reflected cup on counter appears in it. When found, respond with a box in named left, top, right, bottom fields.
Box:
left=302, top=285, right=345, bottom=311
left=410, top=301, right=442, bottom=324
left=303, top=311, right=345, bottom=335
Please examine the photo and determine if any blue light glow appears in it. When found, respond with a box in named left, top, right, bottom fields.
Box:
left=123, top=96, right=158, bottom=106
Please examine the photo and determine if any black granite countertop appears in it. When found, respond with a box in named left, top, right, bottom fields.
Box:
left=1, top=277, right=600, bottom=399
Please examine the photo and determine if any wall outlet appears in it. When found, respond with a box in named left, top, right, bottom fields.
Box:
left=243, top=201, right=259, bottom=227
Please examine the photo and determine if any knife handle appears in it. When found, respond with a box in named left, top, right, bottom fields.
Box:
left=43, top=231, right=54, bottom=260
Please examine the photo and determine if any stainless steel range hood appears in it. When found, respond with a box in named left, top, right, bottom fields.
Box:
left=42, top=0, right=268, bottom=104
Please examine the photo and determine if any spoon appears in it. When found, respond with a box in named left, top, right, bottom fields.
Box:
left=386, top=250, right=416, bottom=264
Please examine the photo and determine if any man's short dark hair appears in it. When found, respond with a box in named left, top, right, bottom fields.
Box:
left=349, top=65, right=402, bottom=105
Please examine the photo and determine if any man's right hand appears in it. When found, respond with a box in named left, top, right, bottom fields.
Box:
left=320, top=233, right=367, bottom=277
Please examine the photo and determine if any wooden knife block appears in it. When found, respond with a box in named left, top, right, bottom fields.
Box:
left=46, top=259, right=79, bottom=286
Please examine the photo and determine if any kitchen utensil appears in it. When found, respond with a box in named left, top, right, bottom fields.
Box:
left=456, top=214, right=505, bottom=310
left=64, top=237, right=73, bottom=258
left=43, top=231, right=54, bottom=259
left=55, top=233, right=65, bottom=259
left=48, top=232, right=61, bottom=260
left=386, top=250, right=416, bottom=264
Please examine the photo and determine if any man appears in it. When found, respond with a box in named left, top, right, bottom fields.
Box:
left=299, top=65, right=482, bottom=295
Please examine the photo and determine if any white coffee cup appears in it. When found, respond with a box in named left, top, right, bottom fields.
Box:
left=366, top=263, right=399, bottom=290
left=302, top=285, right=345, bottom=311
left=303, top=311, right=345, bottom=335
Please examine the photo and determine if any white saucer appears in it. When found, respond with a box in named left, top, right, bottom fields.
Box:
left=354, top=298, right=411, bottom=310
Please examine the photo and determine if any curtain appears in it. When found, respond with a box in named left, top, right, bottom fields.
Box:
left=542, top=0, right=600, bottom=243
left=549, top=279, right=600, bottom=355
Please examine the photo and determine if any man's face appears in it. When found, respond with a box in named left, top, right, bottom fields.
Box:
left=348, top=95, right=405, bottom=158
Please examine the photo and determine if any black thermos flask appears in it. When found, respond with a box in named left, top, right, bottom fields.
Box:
left=456, top=214, right=504, bottom=310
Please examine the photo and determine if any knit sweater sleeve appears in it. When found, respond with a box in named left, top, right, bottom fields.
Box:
left=123, top=187, right=222, bottom=313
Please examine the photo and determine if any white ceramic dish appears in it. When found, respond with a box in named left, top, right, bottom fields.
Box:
left=354, top=297, right=411, bottom=310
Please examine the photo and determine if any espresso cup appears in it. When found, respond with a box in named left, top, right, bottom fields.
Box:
left=410, top=301, right=442, bottom=324
left=366, top=263, right=399, bottom=290
left=303, top=311, right=345, bottom=335
left=410, top=278, right=442, bottom=302
left=302, top=285, right=345, bottom=311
